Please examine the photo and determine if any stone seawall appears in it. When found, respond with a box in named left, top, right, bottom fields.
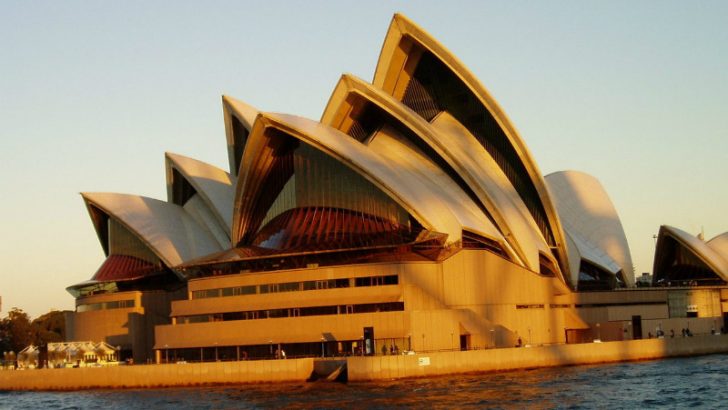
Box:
left=348, top=334, right=728, bottom=381
left=0, top=358, right=314, bottom=391
left=3, top=336, right=727, bottom=390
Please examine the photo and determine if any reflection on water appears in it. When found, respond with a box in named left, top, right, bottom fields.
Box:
left=2, top=354, right=726, bottom=409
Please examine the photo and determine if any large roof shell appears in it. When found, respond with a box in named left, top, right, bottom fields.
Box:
left=165, top=153, right=235, bottom=238
left=82, top=192, right=223, bottom=273
left=545, top=171, right=634, bottom=286
left=232, top=112, right=464, bottom=247
left=371, top=13, right=572, bottom=283
left=321, top=74, right=554, bottom=273
left=320, top=75, right=514, bottom=260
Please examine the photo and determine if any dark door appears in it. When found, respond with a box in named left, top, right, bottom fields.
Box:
left=632, top=315, right=643, bottom=339
left=723, top=313, right=728, bottom=333
left=459, top=335, right=469, bottom=351
left=363, top=327, right=375, bottom=356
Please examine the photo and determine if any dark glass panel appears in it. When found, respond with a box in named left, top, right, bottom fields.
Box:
left=231, top=115, right=249, bottom=175
left=577, top=260, right=617, bottom=291
left=653, top=236, right=725, bottom=286
left=171, top=168, right=196, bottom=206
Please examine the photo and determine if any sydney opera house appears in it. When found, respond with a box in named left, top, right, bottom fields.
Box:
left=65, top=14, right=728, bottom=363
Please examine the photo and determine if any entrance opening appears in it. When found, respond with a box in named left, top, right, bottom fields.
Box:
left=632, top=315, right=643, bottom=339
left=459, top=334, right=469, bottom=351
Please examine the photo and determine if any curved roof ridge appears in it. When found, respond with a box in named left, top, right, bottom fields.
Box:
left=164, top=152, right=235, bottom=237
left=232, top=112, right=464, bottom=247
left=81, top=192, right=223, bottom=275
left=371, top=14, right=572, bottom=285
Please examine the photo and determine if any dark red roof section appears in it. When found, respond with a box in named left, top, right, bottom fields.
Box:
left=92, top=254, right=161, bottom=282
left=253, top=207, right=419, bottom=251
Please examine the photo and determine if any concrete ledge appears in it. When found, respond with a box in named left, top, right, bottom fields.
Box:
left=3, top=336, right=727, bottom=389
left=347, top=334, right=728, bottom=381
left=0, top=358, right=314, bottom=391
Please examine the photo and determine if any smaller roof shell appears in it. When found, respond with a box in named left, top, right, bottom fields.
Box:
left=707, top=232, right=728, bottom=257
left=545, top=171, right=634, bottom=286
left=165, top=152, right=236, bottom=236
left=82, top=192, right=223, bottom=273
left=653, top=225, right=728, bottom=283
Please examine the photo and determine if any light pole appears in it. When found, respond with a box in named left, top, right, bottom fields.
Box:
left=596, top=323, right=601, bottom=341
left=321, top=337, right=325, bottom=358
left=164, top=344, right=169, bottom=364
left=527, top=327, right=532, bottom=346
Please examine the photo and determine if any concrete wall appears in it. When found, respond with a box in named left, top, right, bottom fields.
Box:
left=67, top=289, right=184, bottom=363
left=4, top=337, right=728, bottom=390
left=66, top=291, right=144, bottom=359
left=0, top=358, right=314, bottom=391
left=157, top=311, right=410, bottom=348
left=347, top=334, right=728, bottom=381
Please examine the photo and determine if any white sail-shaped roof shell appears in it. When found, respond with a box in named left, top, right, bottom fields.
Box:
left=545, top=171, right=634, bottom=286
left=707, top=232, right=728, bottom=257
left=321, top=74, right=550, bottom=273
left=371, top=13, right=572, bottom=285
left=320, top=75, right=513, bottom=259
left=653, top=225, right=728, bottom=282
left=232, top=112, right=465, bottom=247
left=165, top=152, right=236, bottom=244
left=366, top=124, right=505, bottom=247
left=82, top=192, right=223, bottom=272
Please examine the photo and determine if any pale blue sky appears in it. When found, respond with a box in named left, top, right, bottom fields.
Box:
left=1, top=1, right=726, bottom=317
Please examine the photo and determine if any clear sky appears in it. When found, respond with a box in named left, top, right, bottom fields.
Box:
left=1, top=1, right=726, bottom=318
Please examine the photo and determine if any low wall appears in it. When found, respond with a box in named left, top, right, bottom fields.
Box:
left=347, top=334, right=728, bottom=381
left=0, top=358, right=314, bottom=391
left=4, top=336, right=727, bottom=389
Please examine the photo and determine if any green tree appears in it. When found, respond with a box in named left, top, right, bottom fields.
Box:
left=32, top=310, right=66, bottom=345
left=0, top=308, right=35, bottom=354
